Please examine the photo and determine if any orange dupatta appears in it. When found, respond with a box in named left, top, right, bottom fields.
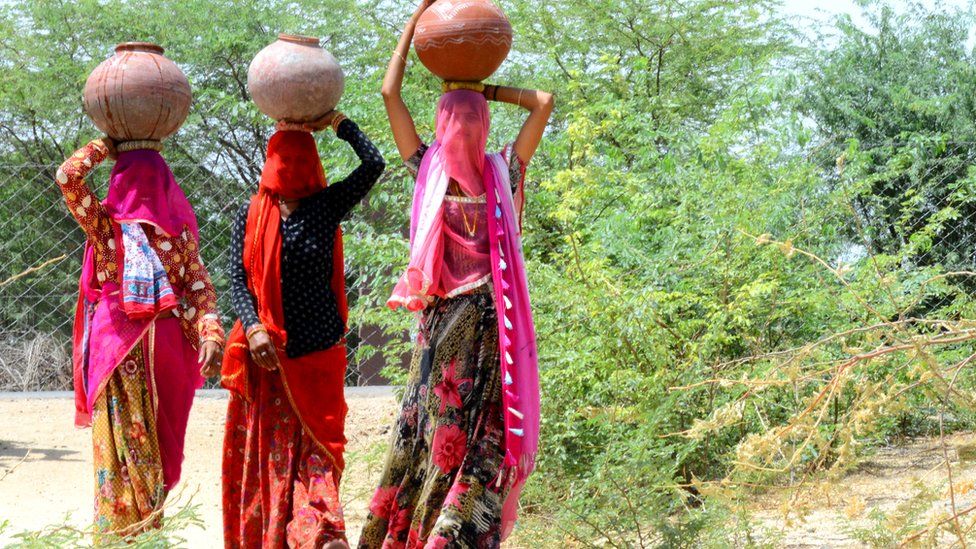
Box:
left=221, top=130, right=349, bottom=476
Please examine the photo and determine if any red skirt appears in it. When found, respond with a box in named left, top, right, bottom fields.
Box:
left=222, top=363, right=346, bottom=548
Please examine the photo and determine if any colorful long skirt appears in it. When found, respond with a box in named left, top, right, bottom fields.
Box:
left=222, top=364, right=346, bottom=548
left=91, top=342, right=166, bottom=538
left=360, top=287, right=509, bottom=548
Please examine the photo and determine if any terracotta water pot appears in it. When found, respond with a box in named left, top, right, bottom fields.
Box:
left=83, top=43, right=192, bottom=141
left=248, top=34, right=345, bottom=123
left=414, top=0, right=513, bottom=82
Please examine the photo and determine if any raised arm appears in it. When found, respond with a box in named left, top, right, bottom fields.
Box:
left=484, top=85, right=555, bottom=163
left=381, top=0, right=436, bottom=161
left=307, top=117, right=386, bottom=222
left=54, top=138, right=115, bottom=243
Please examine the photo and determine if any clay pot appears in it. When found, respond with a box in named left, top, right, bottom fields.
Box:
left=83, top=43, right=192, bottom=141
left=414, top=0, right=513, bottom=82
left=248, top=34, right=345, bottom=123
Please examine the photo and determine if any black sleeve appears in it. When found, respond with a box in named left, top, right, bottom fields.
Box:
left=229, top=202, right=261, bottom=330
left=306, top=118, right=386, bottom=223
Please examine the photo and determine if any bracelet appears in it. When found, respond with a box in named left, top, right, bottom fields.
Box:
left=393, top=50, right=407, bottom=64
left=331, top=113, right=347, bottom=133
left=245, top=324, right=267, bottom=339
left=117, top=140, right=163, bottom=152
left=201, top=336, right=225, bottom=348
left=442, top=81, right=485, bottom=94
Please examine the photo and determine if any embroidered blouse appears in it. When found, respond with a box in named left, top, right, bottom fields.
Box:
left=404, top=142, right=526, bottom=296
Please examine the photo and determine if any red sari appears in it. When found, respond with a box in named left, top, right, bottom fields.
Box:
left=221, top=130, right=349, bottom=547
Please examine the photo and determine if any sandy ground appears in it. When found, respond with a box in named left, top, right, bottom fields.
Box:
left=4, top=391, right=976, bottom=547
left=0, top=388, right=399, bottom=547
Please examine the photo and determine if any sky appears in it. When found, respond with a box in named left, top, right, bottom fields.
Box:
left=781, top=0, right=976, bottom=47
left=782, top=0, right=972, bottom=20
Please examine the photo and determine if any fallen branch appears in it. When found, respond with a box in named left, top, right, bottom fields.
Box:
left=0, top=254, right=67, bottom=287
left=899, top=502, right=976, bottom=547
left=0, top=449, right=31, bottom=482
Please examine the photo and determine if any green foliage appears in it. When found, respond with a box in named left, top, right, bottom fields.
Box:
left=0, top=496, right=203, bottom=548
left=2, top=0, right=976, bottom=546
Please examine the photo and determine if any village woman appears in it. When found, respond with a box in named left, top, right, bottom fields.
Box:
left=220, top=110, right=385, bottom=548
left=360, top=1, right=554, bottom=546
left=56, top=138, right=224, bottom=536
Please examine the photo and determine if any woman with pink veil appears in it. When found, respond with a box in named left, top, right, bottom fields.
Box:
left=360, top=2, right=553, bottom=547
left=55, top=136, right=224, bottom=537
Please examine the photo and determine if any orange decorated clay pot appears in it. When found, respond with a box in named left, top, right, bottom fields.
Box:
left=414, top=0, right=513, bottom=82
left=83, top=43, right=192, bottom=141
left=247, top=34, right=345, bottom=123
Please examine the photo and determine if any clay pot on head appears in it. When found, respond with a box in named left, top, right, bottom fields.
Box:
left=248, top=34, right=345, bottom=123
left=83, top=43, right=192, bottom=142
left=414, top=0, right=513, bottom=82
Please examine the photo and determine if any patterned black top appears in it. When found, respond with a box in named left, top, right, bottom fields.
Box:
left=230, top=118, right=385, bottom=358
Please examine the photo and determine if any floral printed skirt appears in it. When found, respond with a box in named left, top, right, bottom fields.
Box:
left=91, top=342, right=166, bottom=539
left=360, top=286, right=509, bottom=548
left=222, top=364, right=346, bottom=548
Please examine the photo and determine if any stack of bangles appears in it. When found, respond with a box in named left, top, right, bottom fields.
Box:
left=442, top=81, right=501, bottom=101
left=245, top=324, right=267, bottom=340
left=330, top=112, right=347, bottom=132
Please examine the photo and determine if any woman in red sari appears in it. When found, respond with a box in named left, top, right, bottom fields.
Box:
left=221, top=110, right=385, bottom=548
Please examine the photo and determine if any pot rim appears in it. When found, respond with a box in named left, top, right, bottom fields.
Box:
left=278, top=33, right=320, bottom=46
left=115, top=42, right=165, bottom=55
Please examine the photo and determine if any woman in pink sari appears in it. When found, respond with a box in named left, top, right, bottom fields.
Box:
left=360, top=2, right=553, bottom=547
left=55, top=137, right=224, bottom=537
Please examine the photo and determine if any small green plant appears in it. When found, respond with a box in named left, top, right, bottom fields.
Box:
left=3, top=491, right=204, bottom=548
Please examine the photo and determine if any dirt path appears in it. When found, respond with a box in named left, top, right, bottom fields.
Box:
left=750, top=433, right=976, bottom=547
left=4, top=391, right=975, bottom=547
left=0, top=389, right=399, bottom=547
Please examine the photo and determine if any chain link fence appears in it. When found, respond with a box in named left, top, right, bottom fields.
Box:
left=3, top=137, right=976, bottom=391
left=0, top=155, right=395, bottom=391
left=799, top=138, right=976, bottom=316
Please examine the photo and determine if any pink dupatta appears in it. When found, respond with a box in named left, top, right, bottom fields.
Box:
left=388, top=90, right=540, bottom=538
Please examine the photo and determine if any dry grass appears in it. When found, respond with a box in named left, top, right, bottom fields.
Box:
left=0, top=333, right=71, bottom=391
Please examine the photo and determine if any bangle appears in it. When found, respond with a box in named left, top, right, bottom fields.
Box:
left=245, top=324, right=267, bottom=339
left=201, top=336, right=225, bottom=348
left=331, top=113, right=347, bottom=133
left=393, top=50, right=407, bottom=64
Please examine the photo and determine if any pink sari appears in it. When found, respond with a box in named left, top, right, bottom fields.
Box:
left=388, top=90, right=540, bottom=538
left=72, top=150, right=202, bottom=490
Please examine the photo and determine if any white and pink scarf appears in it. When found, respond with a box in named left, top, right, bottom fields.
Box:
left=388, top=90, right=540, bottom=538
